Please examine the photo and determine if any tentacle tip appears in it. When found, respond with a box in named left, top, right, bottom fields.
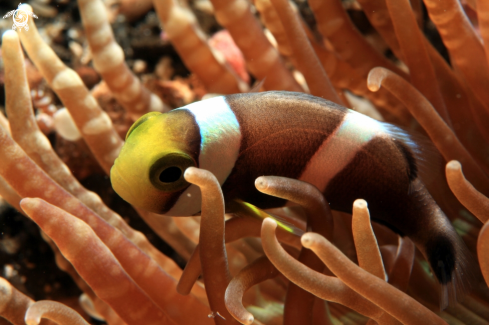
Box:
left=367, top=67, right=386, bottom=92
left=19, top=3, right=33, bottom=12
left=2, top=30, right=18, bottom=41
left=353, top=199, right=367, bottom=209
left=183, top=166, right=198, bottom=180
left=244, top=315, right=254, bottom=324
left=301, top=233, right=315, bottom=248
left=446, top=160, right=461, bottom=171
left=254, top=176, right=268, bottom=191
left=20, top=198, right=40, bottom=211
left=79, top=293, right=105, bottom=321
left=175, top=283, right=190, bottom=296
left=262, top=217, right=277, bottom=229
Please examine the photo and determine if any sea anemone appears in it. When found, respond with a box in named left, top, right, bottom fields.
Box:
left=0, top=0, right=488, bottom=324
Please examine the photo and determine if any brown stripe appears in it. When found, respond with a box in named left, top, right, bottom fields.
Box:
left=165, top=109, right=202, bottom=165
left=221, top=91, right=346, bottom=208
left=158, top=109, right=201, bottom=213
left=324, top=136, right=418, bottom=236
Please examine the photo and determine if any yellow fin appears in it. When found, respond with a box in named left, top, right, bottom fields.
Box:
left=229, top=199, right=304, bottom=236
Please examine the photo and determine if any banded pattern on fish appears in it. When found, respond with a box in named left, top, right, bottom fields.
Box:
left=110, top=91, right=475, bottom=307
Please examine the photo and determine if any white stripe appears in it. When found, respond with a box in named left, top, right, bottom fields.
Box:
left=300, top=110, right=387, bottom=192
left=166, top=96, right=242, bottom=216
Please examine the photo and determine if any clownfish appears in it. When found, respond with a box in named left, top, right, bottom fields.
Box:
left=110, top=91, right=475, bottom=307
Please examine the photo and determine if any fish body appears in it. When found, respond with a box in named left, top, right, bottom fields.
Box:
left=111, top=91, right=473, bottom=306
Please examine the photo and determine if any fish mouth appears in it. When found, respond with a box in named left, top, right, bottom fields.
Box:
left=110, top=166, right=138, bottom=205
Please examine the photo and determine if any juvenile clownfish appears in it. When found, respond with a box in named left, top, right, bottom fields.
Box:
left=110, top=91, right=475, bottom=307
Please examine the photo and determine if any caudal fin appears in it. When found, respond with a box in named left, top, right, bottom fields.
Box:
left=424, top=228, right=479, bottom=309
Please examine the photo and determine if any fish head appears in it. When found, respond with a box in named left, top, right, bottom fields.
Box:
left=110, top=110, right=200, bottom=214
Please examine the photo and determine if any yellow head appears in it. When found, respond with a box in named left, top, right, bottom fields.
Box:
left=110, top=110, right=201, bottom=214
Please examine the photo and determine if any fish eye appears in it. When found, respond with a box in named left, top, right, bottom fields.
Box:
left=126, top=112, right=162, bottom=140
left=149, top=153, right=195, bottom=192
left=159, top=166, right=182, bottom=183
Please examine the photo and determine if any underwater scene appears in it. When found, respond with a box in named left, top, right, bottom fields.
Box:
left=0, top=0, right=489, bottom=324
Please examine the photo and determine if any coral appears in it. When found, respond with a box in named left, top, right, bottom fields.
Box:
left=0, top=0, right=488, bottom=325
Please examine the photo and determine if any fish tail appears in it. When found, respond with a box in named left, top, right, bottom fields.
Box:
left=424, top=222, right=479, bottom=309
left=409, top=179, right=479, bottom=309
